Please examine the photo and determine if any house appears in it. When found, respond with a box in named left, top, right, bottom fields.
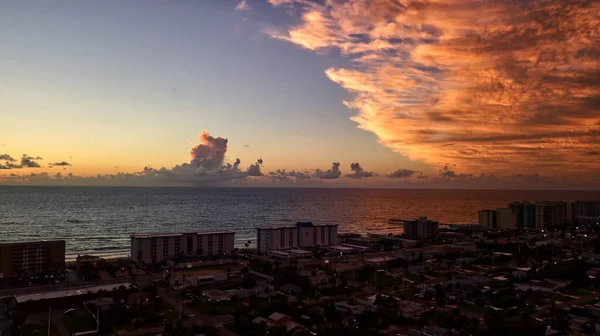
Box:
left=421, top=326, right=450, bottom=336
left=366, top=257, right=391, bottom=267
left=279, top=283, right=302, bottom=294
left=335, top=301, right=372, bottom=316
left=397, top=300, right=433, bottom=318
left=514, top=279, right=570, bottom=292
left=512, top=267, right=532, bottom=279
left=451, top=242, right=477, bottom=252
left=579, top=253, right=600, bottom=264
left=252, top=312, right=304, bottom=332
left=202, top=289, right=232, bottom=303
left=308, top=270, right=330, bottom=287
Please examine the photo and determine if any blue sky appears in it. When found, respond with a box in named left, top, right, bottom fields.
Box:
left=0, top=0, right=409, bottom=176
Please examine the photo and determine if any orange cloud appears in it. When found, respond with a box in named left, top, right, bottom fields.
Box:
left=267, top=0, right=600, bottom=176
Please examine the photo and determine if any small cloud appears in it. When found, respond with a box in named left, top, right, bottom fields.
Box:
left=346, top=162, right=374, bottom=179
left=170, top=88, right=178, bottom=92
left=20, top=154, right=43, bottom=168
left=243, top=144, right=250, bottom=148
left=387, top=169, right=415, bottom=179
left=315, top=162, right=342, bottom=179
left=114, top=166, right=120, bottom=169
left=0, top=154, right=16, bottom=162
left=235, top=0, right=250, bottom=11
left=585, top=151, right=600, bottom=156
left=51, top=161, right=71, bottom=166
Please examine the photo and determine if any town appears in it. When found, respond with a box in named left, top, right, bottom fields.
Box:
left=1, top=199, right=600, bottom=336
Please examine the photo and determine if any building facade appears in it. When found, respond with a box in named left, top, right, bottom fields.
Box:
left=478, top=210, right=497, bottom=229
left=496, top=208, right=516, bottom=229
left=131, top=231, right=235, bottom=265
left=510, top=201, right=536, bottom=229
left=573, top=200, right=600, bottom=225
left=535, top=202, right=569, bottom=229
left=256, top=222, right=338, bottom=253
left=0, top=240, right=65, bottom=279
left=403, top=217, right=439, bottom=240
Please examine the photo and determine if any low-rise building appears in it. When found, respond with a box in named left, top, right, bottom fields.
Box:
left=131, top=231, right=235, bottom=265
left=0, top=240, right=65, bottom=278
left=451, top=241, right=477, bottom=252
left=256, top=222, right=338, bottom=252
left=404, top=217, right=439, bottom=240
left=478, top=210, right=497, bottom=229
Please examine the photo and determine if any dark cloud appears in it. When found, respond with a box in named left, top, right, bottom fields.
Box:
left=190, top=131, right=228, bottom=172
left=315, top=162, right=342, bottom=179
left=387, top=169, right=416, bottom=179
left=20, top=154, right=42, bottom=168
left=439, top=165, right=457, bottom=178
left=0, top=154, right=16, bottom=162
left=269, top=169, right=312, bottom=180
left=246, top=159, right=264, bottom=177
left=51, top=161, right=71, bottom=166
left=586, top=151, right=600, bottom=156
left=243, top=144, right=250, bottom=148
left=346, top=162, right=374, bottom=179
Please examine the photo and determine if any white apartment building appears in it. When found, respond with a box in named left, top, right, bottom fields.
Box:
left=131, top=231, right=235, bottom=265
left=256, top=222, right=338, bottom=253
left=496, top=208, right=516, bottom=229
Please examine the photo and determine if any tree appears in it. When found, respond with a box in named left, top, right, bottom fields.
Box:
left=435, top=283, right=446, bottom=305
left=164, top=322, right=173, bottom=335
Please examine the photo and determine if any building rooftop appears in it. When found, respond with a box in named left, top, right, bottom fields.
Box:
left=0, top=240, right=65, bottom=247
left=257, top=222, right=339, bottom=229
left=131, top=231, right=234, bottom=238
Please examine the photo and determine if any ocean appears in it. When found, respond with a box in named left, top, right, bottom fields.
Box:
left=1, top=186, right=598, bottom=259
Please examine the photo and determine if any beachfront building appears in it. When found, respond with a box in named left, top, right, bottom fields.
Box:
left=573, top=200, right=600, bottom=225
left=403, top=217, right=439, bottom=240
left=131, top=231, right=235, bottom=265
left=496, top=208, right=516, bottom=229
left=478, top=210, right=497, bottom=229
left=256, top=222, right=338, bottom=253
left=510, top=201, right=536, bottom=229
left=0, top=240, right=65, bottom=279
left=535, top=201, right=570, bottom=229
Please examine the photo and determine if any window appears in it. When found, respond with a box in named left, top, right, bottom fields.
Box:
left=207, top=236, right=213, bottom=256
left=197, top=236, right=203, bottom=255
left=321, top=227, right=325, bottom=244
left=175, top=237, right=181, bottom=255
left=218, top=234, right=224, bottom=254
left=280, top=229, right=285, bottom=248
left=163, top=239, right=169, bottom=260
left=187, top=236, right=193, bottom=255
left=289, top=229, right=294, bottom=248
left=313, top=229, right=317, bottom=246
left=151, top=238, right=157, bottom=260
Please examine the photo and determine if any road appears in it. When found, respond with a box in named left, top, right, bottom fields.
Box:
left=0, top=276, right=142, bottom=298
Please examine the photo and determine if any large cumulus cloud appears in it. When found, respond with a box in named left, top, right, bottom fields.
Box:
left=266, top=0, right=600, bottom=177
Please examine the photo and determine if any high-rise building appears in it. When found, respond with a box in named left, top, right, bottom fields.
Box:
left=0, top=240, right=65, bottom=279
left=535, top=202, right=569, bottom=229
left=509, top=201, right=536, bottom=229
left=131, top=231, right=235, bottom=265
left=573, top=200, right=600, bottom=225
left=403, top=217, right=439, bottom=240
left=496, top=208, right=516, bottom=229
left=478, top=210, right=497, bottom=229
left=256, top=222, right=338, bottom=253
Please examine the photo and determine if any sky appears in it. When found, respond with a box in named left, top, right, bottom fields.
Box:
left=0, top=0, right=598, bottom=189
